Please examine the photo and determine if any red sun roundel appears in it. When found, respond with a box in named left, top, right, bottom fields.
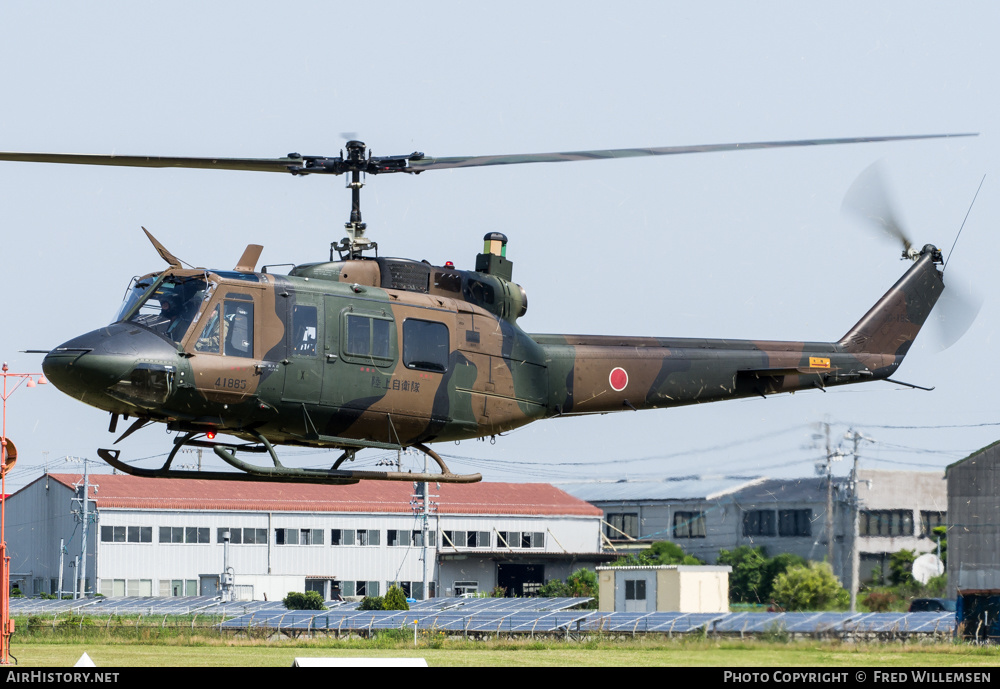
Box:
left=609, top=367, right=629, bottom=392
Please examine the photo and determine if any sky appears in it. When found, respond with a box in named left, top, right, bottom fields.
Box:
left=0, top=2, right=996, bottom=493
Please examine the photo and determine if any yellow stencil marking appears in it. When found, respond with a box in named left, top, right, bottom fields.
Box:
left=809, top=357, right=831, bottom=369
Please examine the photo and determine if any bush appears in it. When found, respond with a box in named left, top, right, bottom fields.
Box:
left=282, top=591, right=327, bottom=610
left=566, top=568, right=598, bottom=598
left=771, top=562, right=849, bottom=611
left=358, top=595, right=384, bottom=611
left=717, top=546, right=768, bottom=603
left=383, top=585, right=409, bottom=611
left=862, top=589, right=898, bottom=612
left=538, top=579, right=571, bottom=597
left=889, top=549, right=916, bottom=587
left=612, top=541, right=702, bottom=567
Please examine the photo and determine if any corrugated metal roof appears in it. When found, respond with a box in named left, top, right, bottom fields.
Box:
left=34, top=474, right=601, bottom=517
left=557, top=476, right=765, bottom=503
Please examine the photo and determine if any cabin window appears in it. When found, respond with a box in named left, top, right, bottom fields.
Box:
left=224, top=300, right=254, bottom=358
left=403, top=319, right=449, bottom=373
left=291, top=305, right=318, bottom=356
left=342, top=313, right=394, bottom=365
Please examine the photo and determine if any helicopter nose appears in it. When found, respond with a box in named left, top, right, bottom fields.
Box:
left=42, top=323, right=179, bottom=402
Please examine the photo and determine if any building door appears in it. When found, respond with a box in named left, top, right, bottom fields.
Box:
left=497, top=564, right=544, bottom=597
left=200, top=575, right=219, bottom=597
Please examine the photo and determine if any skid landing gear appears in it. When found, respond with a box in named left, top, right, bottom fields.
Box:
left=97, top=431, right=481, bottom=485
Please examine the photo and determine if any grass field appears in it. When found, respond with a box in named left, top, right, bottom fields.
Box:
left=8, top=637, right=1000, bottom=667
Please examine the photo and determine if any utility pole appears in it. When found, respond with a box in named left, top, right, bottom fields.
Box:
left=825, top=422, right=835, bottom=566
left=411, top=453, right=437, bottom=601
left=68, top=457, right=99, bottom=599
left=57, top=539, right=65, bottom=600
left=73, top=463, right=91, bottom=599
left=814, top=420, right=844, bottom=568
left=845, top=429, right=874, bottom=613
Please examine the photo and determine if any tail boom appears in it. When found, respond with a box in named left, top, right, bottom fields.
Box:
left=534, top=247, right=944, bottom=416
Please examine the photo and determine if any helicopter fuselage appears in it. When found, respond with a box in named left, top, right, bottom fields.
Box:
left=41, top=241, right=945, bottom=458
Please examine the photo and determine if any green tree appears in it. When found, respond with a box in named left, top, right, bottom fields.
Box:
left=566, top=568, right=598, bottom=598
left=889, top=549, right=916, bottom=587
left=357, top=595, right=384, bottom=611
left=538, top=579, right=571, bottom=597
left=383, top=584, right=410, bottom=611
left=717, top=545, right=768, bottom=603
left=611, top=541, right=702, bottom=567
left=771, top=562, right=849, bottom=611
left=282, top=590, right=327, bottom=611
left=762, top=552, right=807, bottom=602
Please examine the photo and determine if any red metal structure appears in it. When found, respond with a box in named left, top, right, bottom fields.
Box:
left=0, top=363, right=45, bottom=665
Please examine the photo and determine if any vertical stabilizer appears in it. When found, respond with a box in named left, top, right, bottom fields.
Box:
left=839, top=246, right=944, bottom=358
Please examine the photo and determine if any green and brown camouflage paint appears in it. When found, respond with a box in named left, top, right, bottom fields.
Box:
left=42, top=243, right=943, bottom=461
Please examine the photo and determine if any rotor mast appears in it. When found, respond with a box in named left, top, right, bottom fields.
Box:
left=334, top=140, right=376, bottom=261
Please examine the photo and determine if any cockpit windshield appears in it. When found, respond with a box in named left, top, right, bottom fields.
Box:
left=115, top=274, right=213, bottom=343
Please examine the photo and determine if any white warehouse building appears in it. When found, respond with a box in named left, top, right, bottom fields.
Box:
left=8, top=473, right=608, bottom=601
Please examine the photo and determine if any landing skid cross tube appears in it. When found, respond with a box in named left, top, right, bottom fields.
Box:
left=97, top=433, right=482, bottom=485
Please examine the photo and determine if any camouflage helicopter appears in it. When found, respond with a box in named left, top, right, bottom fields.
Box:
left=2, top=133, right=975, bottom=485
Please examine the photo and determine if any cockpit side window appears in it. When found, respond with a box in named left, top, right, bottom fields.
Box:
left=194, top=305, right=221, bottom=353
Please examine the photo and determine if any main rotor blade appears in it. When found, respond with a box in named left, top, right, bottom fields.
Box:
left=0, top=151, right=300, bottom=173
left=406, top=133, right=977, bottom=172
left=0, top=132, right=976, bottom=177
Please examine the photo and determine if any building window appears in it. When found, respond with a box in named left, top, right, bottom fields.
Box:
left=466, top=531, right=490, bottom=548
left=606, top=513, right=639, bottom=539
left=355, top=581, right=380, bottom=597
left=673, top=511, right=706, bottom=539
left=160, top=579, right=198, bottom=597
left=275, top=528, right=324, bottom=545
left=625, top=579, right=647, bottom=601
left=101, top=526, right=152, bottom=543
left=158, top=526, right=209, bottom=544
left=860, top=510, right=914, bottom=537
left=921, top=511, right=946, bottom=536
left=442, top=530, right=464, bottom=548
left=496, top=531, right=544, bottom=549
left=778, top=509, right=812, bottom=537
left=388, top=530, right=411, bottom=547
left=454, top=581, right=478, bottom=596
left=411, top=530, right=436, bottom=547
left=742, top=510, right=776, bottom=537
left=357, top=529, right=380, bottom=546
left=331, top=529, right=355, bottom=546
left=217, top=527, right=267, bottom=544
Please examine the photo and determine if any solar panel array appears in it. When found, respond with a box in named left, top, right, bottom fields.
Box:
left=11, top=597, right=955, bottom=638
